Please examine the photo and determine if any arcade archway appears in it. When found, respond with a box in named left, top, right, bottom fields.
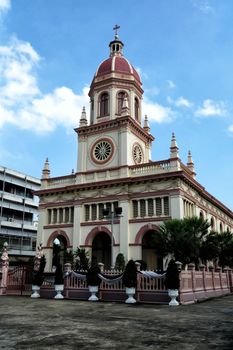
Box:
left=52, top=235, right=67, bottom=268
left=142, top=230, right=163, bottom=271
left=92, top=232, right=111, bottom=268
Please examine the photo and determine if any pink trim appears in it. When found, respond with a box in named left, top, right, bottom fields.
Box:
left=43, top=224, right=73, bottom=229
left=129, top=217, right=171, bottom=224
left=134, top=224, right=160, bottom=244
left=47, top=230, right=71, bottom=248
left=84, top=226, right=116, bottom=246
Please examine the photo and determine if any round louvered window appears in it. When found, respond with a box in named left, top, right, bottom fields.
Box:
left=133, top=144, right=143, bottom=164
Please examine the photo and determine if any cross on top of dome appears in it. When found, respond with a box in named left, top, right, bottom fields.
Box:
left=113, top=24, right=120, bottom=40
left=109, top=24, right=124, bottom=56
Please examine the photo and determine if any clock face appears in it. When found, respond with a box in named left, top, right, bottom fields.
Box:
left=133, top=143, right=143, bottom=164
left=91, top=138, right=114, bottom=164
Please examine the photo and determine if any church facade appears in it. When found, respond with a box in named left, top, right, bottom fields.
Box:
left=36, top=31, right=233, bottom=271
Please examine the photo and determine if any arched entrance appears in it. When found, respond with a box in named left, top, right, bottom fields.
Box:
left=52, top=235, right=67, bottom=268
left=92, top=232, right=111, bottom=268
left=142, top=230, right=163, bottom=271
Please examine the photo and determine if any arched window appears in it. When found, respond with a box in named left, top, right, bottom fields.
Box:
left=117, top=91, right=126, bottom=114
left=211, top=217, right=215, bottom=230
left=219, top=222, right=223, bottom=233
left=199, top=211, right=204, bottom=220
left=135, top=97, right=139, bottom=121
left=100, top=93, right=109, bottom=117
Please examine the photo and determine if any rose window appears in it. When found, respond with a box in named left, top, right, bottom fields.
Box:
left=93, top=140, right=112, bottom=162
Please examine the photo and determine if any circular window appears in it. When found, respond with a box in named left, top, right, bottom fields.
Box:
left=133, top=144, right=143, bottom=164
left=91, top=139, right=114, bottom=164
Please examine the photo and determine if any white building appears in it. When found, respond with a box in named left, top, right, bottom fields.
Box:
left=36, top=31, right=233, bottom=271
left=0, top=166, right=40, bottom=264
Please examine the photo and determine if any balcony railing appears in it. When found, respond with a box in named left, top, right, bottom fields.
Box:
left=44, top=160, right=181, bottom=189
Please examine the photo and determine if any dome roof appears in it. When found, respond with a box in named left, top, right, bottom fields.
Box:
left=95, top=55, right=141, bottom=83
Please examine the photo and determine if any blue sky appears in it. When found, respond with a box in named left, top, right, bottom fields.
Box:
left=0, top=0, right=233, bottom=210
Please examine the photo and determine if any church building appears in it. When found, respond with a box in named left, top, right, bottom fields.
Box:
left=36, top=29, right=233, bottom=271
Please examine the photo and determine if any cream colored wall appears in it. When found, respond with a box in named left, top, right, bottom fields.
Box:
left=37, top=175, right=233, bottom=271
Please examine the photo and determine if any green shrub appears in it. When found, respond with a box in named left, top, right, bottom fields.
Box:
left=54, top=263, right=64, bottom=285
left=86, top=258, right=101, bottom=286
left=122, top=260, right=137, bottom=288
left=164, top=259, right=180, bottom=290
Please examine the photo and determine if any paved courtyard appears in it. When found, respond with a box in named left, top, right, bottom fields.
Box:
left=0, top=295, right=233, bottom=349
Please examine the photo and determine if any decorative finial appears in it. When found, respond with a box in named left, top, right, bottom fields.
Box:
left=170, top=132, right=179, bottom=159
left=187, top=150, right=196, bottom=178
left=42, top=158, right=50, bottom=179
left=113, top=24, right=120, bottom=39
left=79, top=106, right=88, bottom=126
left=143, top=115, right=150, bottom=132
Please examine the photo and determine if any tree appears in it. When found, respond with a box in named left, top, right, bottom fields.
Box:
left=153, top=217, right=210, bottom=265
left=64, top=249, right=74, bottom=265
left=115, top=253, right=125, bottom=271
left=218, top=231, right=233, bottom=268
left=200, top=230, right=233, bottom=268
left=74, top=247, right=90, bottom=271
left=200, top=231, right=220, bottom=265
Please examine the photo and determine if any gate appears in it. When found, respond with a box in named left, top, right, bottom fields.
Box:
left=7, top=266, right=33, bottom=296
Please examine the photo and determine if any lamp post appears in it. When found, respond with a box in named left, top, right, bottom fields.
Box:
left=103, top=207, right=122, bottom=269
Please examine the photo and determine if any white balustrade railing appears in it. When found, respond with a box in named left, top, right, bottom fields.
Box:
left=45, top=160, right=180, bottom=188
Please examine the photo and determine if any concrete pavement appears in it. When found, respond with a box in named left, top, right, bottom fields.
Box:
left=0, top=295, right=233, bottom=349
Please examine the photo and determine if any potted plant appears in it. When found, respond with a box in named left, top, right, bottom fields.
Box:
left=31, top=255, right=46, bottom=298
left=86, top=258, right=101, bottom=301
left=164, top=259, right=180, bottom=306
left=54, top=263, right=64, bottom=299
left=122, top=259, right=137, bottom=304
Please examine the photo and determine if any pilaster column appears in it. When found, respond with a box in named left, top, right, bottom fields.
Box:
left=145, top=199, right=148, bottom=217
left=73, top=204, right=82, bottom=249
left=57, top=208, right=60, bottom=224
left=119, top=199, right=130, bottom=261
left=90, top=205, right=92, bottom=221
left=68, top=207, right=72, bottom=223
left=161, top=197, right=165, bottom=216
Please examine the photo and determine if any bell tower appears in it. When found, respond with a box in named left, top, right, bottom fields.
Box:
left=75, top=26, right=154, bottom=174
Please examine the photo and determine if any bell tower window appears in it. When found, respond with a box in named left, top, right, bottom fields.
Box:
left=135, top=97, right=139, bottom=121
left=117, top=91, right=127, bottom=114
left=100, top=93, right=109, bottom=117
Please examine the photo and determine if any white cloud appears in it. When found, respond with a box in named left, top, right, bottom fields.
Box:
left=144, top=87, right=160, bottom=97
left=195, top=99, right=227, bottom=117
left=167, top=80, right=176, bottom=89
left=0, top=36, right=89, bottom=134
left=0, top=0, right=10, bottom=15
left=175, top=96, right=193, bottom=108
left=228, top=125, right=233, bottom=133
left=191, top=0, right=215, bottom=14
left=142, top=97, right=176, bottom=124
left=167, top=96, right=193, bottom=108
